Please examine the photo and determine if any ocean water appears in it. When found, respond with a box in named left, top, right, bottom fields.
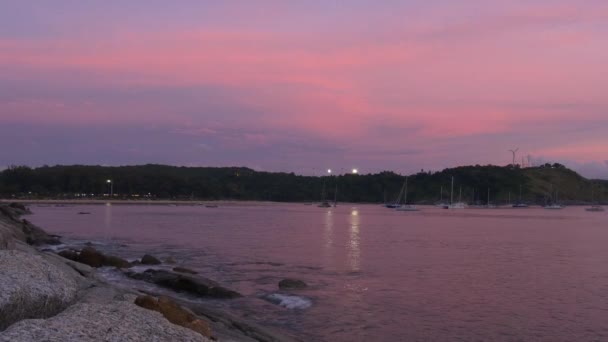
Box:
left=29, top=203, right=608, bottom=341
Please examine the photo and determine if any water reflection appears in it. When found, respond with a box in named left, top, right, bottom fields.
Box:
left=323, top=210, right=334, bottom=268
left=348, top=208, right=360, bottom=272
left=104, top=202, right=112, bottom=241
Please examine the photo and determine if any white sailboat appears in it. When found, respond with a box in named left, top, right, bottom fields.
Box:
left=512, top=184, right=528, bottom=208
left=396, top=177, right=419, bottom=211
left=435, top=185, right=449, bottom=207
left=544, top=185, right=564, bottom=210
left=586, top=186, right=604, bottom=212
left=444, top=177, right=466, bottom=209
left=318, top=181, right=331, bottom=208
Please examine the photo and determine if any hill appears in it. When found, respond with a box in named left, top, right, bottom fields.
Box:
left=0, top=164, right=605, bottom=204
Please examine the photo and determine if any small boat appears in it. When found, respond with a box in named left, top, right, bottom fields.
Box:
left=585, top=187, right=604, bottom=212
left=385, top=181, right=406, bottom=209
left=544, top=185, right=563, bottom=209
left=77, top=212, right=91, bottom=215
left=544, top=204, right=564, bottom=210
left=205, top=204, right=219, bottom=208
left=318, top=181, right=332, bottom=208
left=395, top=177, right=418, bottom=211
left=444, top=177, right=466, bottom=209
left=318, top=201, right=332, bottom=208
left=512, top=185, right=528, bottom=208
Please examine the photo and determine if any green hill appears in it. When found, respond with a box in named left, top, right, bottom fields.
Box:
left=0, top=164, right=605, bottom=204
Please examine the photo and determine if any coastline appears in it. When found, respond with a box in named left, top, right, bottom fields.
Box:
left=0, top=203, right=300, bottom=342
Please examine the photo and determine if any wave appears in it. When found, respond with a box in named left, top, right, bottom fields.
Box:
left=264, top=293, right=312, bottom=310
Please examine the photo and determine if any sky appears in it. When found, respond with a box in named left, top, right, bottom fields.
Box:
left=1, top=1, right=607, bottom=177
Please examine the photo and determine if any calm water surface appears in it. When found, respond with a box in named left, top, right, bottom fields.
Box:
left=29, top=204, right=608, bottom=341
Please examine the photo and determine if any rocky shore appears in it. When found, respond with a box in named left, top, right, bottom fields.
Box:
left=0, top=203, right=300, bottom=342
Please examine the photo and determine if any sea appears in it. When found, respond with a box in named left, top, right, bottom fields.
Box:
left=28, top=203, right=608, bottom=341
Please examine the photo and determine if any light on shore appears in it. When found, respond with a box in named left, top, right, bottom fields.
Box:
left=352, top=168, right=358, bottom=174
left=327, top=169, right=332, bottom=174
left=106, top=179, right=112, bottom=183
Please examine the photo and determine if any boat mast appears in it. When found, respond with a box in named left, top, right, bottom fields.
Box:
left=440, top=186, right=443, bottom=202
left=459, top=186, right=462, bottom=203
left=487, top=188, right=490, bottom=206
left=450, top=177, right=454, bottom=204
left=404, top=177, right=408, bottom=205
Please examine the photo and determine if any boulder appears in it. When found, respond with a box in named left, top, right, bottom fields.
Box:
left=0, top=250, right=80, bottom=331
left=134, top=295, right=212, bottom=338
left=7, top=203, right=29, bottom=215
left=278, top=278, right=307, bottom=290
left=0, top=225, right=15, bottom=250
left=0, top=301, right=210, bottom=341
left=141, top=254, right=161, bottom=265
left=126, top=269, right=241, bottom=299
left=173, top=267, right=198, bottom=275
left=104, top=255, right=131, bottom=269
left=78, top=247, right=106, bottom=268
left=57, top=249, right=79, bottom=262
left=75, top=247, right=131, bottom=269
left=164, top=256, right=177, bottom=264
left=19, top=219, right=61, bottom=246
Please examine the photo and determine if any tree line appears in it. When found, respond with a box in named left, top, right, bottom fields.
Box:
left=0, top=164, right=604, bottom=204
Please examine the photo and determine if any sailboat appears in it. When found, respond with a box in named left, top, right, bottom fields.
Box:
left=396, top=177, right=419, bottom=211
left=435, top=185, right=449, bottom=207
left=332, top=184, right=338, bottom=207
left=385, top=181, right=405, bottom=209
left=544, top=185, right=564, bottom=210
left=586, top=186, right=605, bottom=212
left=318, top=181, right=331, bottom=208
left=444, top=177, right=466, bottom=209
left=512, top=184, right=529, bottom=208
left=481, top=187, right=497, bottom=208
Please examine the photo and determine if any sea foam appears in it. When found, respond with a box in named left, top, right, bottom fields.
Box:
left=265, top=293, right=312, bottom=309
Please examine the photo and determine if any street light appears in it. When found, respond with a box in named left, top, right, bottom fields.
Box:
left=327, top=169, right=332, bottom=174
left=106, top=179, right=113, bottom=197
left=352, top=168, right=358, bottom=174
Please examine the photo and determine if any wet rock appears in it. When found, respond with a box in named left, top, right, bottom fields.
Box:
left=127, top=269, right=241, bottom=299
left=57, top=249, right=79, bottom=262
left=278, top=278, right=307, bottom=290
left=76, top=247, right=131, bottom=269
left=134, top=295, right=212, bottom=338
left=104, top=255, right=131, bottom=269
left=164, top=256, right=177, bottom=264
left=173, top=267, right=198, bottom=275
left=78, top=246, right=106, bottom=268
left=141, top=254, right=161, bottom=265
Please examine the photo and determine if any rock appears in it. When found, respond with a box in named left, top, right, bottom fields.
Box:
left=134, top=295, right=212, bottom=338
left=78, top=246, right=106, bottom=268
left=19, top=219, right=61, bottom=246
left=141, top=254, right=161, bottom=265
left=126, top=269, right=241, bottom=299
left=104, top=255, right=131, bottom=269
left=173, top=267, right=198, bottom=274
left=0, top=225, right=15, bottom=250
left=58, top=249, right=79, bottom=262
left=0, top=301, right=211, bottom=341
left=76, top=246, right=131, bottom=269
left=0, top=250, right=80, bottom=331
left=278, top=278, right=307, bottom=290
left=164, top=256, right=177, bottom=264
left=7, top=203, right=29, bottom=215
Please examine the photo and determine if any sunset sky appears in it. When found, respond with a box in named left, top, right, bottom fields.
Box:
left=1, top=1, right=607, bottom=177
